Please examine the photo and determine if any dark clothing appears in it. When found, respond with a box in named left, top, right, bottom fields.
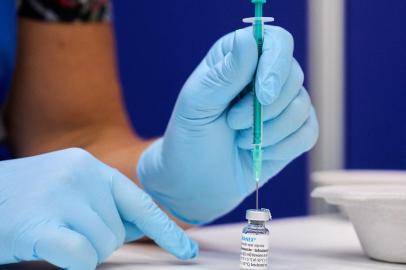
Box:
left=18, top=0, right=111, bottom=22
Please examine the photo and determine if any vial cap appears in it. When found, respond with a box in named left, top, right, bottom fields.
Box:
left=246, top=208, right=272, bottom=222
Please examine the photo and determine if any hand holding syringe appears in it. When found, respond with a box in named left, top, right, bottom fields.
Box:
left=243, top=0, right=274, bottom=210
left=138, top=4, right=318, bottom=224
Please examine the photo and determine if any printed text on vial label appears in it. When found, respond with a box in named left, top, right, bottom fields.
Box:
left=240, top=233, right=269, bottom=270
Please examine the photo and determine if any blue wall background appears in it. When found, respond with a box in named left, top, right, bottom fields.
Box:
left=346, top=0, right=406, bottom=170
left=0, top=0, right=404, bottom=225
left=112, top=0, right=309, bottom=223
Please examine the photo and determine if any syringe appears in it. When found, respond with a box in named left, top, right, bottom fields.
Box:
left=244, top=0, right=273, bottom=210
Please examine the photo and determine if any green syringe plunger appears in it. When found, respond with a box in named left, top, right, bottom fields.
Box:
left=244, top=0, right=274, bottom=209
left=252, top=0, right=265, bottom=184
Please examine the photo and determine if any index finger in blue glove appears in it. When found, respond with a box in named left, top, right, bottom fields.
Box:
left=255, top=26, right=294, bottom=105
left=110, top=170, right=198, bottom=260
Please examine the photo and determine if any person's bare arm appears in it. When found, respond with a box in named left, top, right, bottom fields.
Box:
left=4, top=19, right=190, bottom=229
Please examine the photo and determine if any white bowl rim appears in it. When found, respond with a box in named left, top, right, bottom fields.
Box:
left=312, top=170, right=406, bottom=186
left=311, top=185, right=406, bottom=204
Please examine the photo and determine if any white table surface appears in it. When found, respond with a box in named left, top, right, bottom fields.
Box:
left=2, top=216, right=405, bottom=270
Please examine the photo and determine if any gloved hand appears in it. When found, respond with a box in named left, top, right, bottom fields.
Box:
left=138, top=26, right=319, bottom=224
left=0, top=148, right=197, bottom=270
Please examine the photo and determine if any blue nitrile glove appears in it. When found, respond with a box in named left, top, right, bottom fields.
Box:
left=0, top=148, right=197, bottom=270
left=138, top=26, right=319, bottom=224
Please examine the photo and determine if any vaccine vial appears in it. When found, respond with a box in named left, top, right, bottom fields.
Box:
left=240, top=208, right=271, bottom=270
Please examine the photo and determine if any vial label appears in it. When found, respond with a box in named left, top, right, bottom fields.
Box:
left=240, top=233, right=269, bottom=270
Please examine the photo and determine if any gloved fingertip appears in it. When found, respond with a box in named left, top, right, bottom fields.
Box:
left=174, top=238, right=199, bottom=260
left=232, top=28, right=258, bottom=73
left=226, top=113, right=237, bottom=130
left=235, top=28, right=258, bottom=54
left=183, top=239, right=199, bottom=260
left=190, top=240, right=199, bottom=259
left=256, top=75, right=281, bottom=105
left=227, top=110, right=247, bottom=130
left=263, top=25, right=294, bottom=52
left=189, top=239, right=199, bottom=259
left=237, top=130, right=253, bottom=150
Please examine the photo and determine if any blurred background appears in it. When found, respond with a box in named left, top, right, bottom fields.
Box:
left=0, top=0, right=403, bottom=224
left=112, top=0, right=406, bottom=224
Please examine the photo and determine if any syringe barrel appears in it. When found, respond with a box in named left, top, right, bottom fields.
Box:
left=252, top=144, right=263, bottom=182
left=252, top=39, right=263, bottom=146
